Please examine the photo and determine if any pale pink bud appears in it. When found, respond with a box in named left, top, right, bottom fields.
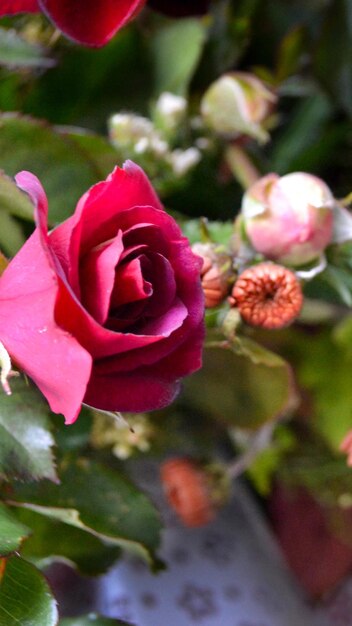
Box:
left=201, top=72, right=276, bottom=143
left=242, top=172, right=334, bottom=266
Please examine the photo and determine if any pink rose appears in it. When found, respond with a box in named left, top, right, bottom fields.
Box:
left=0, top=0, right=146, bottom=47
left=0, top=162, right=204, bottom=423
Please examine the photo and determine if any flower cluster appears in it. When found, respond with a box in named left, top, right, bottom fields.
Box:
left=109, top=94, right=202, bottom=181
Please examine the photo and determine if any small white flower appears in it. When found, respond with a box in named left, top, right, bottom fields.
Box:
left=155, top=92, right=187, bottom=130
left=170, top=147, right=201, bottom=177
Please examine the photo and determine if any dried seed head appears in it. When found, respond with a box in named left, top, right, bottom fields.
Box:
left=230, top=262, right=303, bottom=329
left=161, top=457, right=216, bottom=527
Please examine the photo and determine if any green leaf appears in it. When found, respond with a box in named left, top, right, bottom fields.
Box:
left=9, top=458, right=162, bottom=567
left=246, top=425, right=296, bottom=496
left=295, top=328, right=352, bottom=449
left=334, top=315, right=352, bottom=357
left=276, top=26, right=305, bottom=82
left=23, top=26, right=153, bottom=129
left=0, top=556, right=58, bottom=626
left=181, top=218, right=233, bottom=246
left=0, top=114, right=113, bottom=224
left=53, top=406, right=93, bottom=453
left=194, top=2, right=251, bottom=85
left=183, top=341, right=296, bottom=429
left=17, top=508, right=121, bottom=576
left=322, top=265, right=352, bottom=307
left=0, top=209, right=26, bottom=256
left=0, top=170, right=35, bottom=255
left=60, top=615, right=134, bottom=626
left=271, top=92, right=333, bottom=173
left=313, top=0, right=352, bottom=116
left=0, top=503, right=31, bottom=557
left=150, top=19, right=207, bottom=96
left=0, top=377, right=57, bottom=483
left=57, top=128, right=119, bottom=182
left=0, top=27, right=54, bottom=70
left=0, top=171, right=34, bottom=221
left=279, top=435, right=352, bottom=510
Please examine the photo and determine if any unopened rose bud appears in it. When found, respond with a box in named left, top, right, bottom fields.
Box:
left=161, top=458, right=229, bottom=527
left=201, top=72, right=276, bottom=143
left=192, top=243, right=233, bottom=308
left=230, top=262, right=303, bottom=329
left=242, top=172, right=334, bottom=266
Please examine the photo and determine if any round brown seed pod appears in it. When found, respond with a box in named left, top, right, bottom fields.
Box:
left=230, top=262, right=303, bottom=329
left=161, top=457, right=215, bottom=527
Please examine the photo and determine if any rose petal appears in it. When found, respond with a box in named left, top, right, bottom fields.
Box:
left=138, top=297, right=187, bottom=336
left=84, top=317, right=204, bottom=413
left=0, top=230, right=92, bottom=424
left=84, top=366, right=181, bottom=413
left=15, top=171, right=49, bottom=240
left=50, top=163, right=180, bottom=318
left=39, top=0, right=146, bottom=47
left=72, top=162, right=168, bottom=254
left=136, top=252, right=176, bottom=318
left=55, top=280, right=174, bottom=359
left=122, top=223, right=170, bottom=259
left=92, top=318, right=204, bottom=376
left=110, top=255, right=152, bottom=309
left=80, top=231, right=123, bottom=324
left=0, top=0, right=39, bottom=15
left=15, top=171, right=63, bottom=278
left=49, top=163, right=167, bottom=291
left=87, top=239, right=204, bottom=372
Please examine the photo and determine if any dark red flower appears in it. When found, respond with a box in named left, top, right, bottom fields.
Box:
left=147, top=0, right=210, bottom=18
left=0, top=162, right=204, bottom=423
left=0, top=0, right=146, bottom=47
